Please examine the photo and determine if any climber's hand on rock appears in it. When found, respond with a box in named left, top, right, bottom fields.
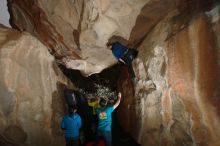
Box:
left=118, top=92, right=121, bottom=98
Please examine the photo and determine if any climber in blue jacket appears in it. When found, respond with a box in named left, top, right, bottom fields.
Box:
left=61, top=106, right=82, bottom=146
left=107, top=42, right=138, bottom=84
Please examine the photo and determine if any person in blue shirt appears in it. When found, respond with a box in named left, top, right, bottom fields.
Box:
left=94, top=92, right=122, bottom=146
left=107, top=42, right=138, bottom=84
left=61, top=106, right=82, bottom=146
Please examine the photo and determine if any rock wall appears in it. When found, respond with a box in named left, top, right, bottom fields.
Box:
left=8, top=0, right=175, bottom=76
left=117, top=4, right=220, bottom=146
left=0, top=25, right=73, bottom=146
left=7, top=0, right=220, bottom=146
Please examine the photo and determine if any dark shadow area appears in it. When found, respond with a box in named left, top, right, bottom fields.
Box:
left=58, top=64, right=141, bottom=146
left=74, top=91, right=94, bottom=143
left=73, top=0, right=85, bottom=50
left=112, top=113, right=141, bottom=146
left=58, top=64, right=122, bottom=93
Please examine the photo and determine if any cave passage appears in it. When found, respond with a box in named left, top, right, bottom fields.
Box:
left=59, top=64, right=141, bottom=146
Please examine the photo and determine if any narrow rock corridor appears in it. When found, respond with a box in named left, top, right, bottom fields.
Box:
left=0, top=0, right=220, bottom=146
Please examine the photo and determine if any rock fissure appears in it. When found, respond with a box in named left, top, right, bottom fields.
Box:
left=0, top=0, right=220, bottom=146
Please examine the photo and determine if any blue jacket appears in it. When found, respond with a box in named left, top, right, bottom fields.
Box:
left=61, top=113, right=82, bottom=138
left=112, top=42, right=128, bottom=59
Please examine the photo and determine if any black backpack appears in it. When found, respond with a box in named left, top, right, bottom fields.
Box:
left=64, top=89, right=77, bottom=107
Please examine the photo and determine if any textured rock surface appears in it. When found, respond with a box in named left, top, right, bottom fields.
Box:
left=8, top=0, right=175, bottom=76
left=118, top=3, right=220, bottom=146
left=0, top=25, right=73, bottom=146
left=7, top=0, right=220, bottom=146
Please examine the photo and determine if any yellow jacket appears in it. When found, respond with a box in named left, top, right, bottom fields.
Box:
left=88, top=100, right=99, bottom=115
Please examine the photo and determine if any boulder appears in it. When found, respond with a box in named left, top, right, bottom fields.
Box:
left=8, top=0, right=175, bottom=76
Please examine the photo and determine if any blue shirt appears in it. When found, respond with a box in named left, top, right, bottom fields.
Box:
left=112, top=42, right=128, bottom=59
left=95, top=106, right=114, bottom=132
left=61, top=114, right=82, bottom=138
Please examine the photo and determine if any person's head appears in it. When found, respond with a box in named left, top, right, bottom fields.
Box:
left=90, top=98, right=96, bottom=102
left=68, top=106, right=77, bottom=117
left=106, top=42, right=113, bottom=50
left=99, top=98, right=108, bottom=108
left=96, top=96, right=100, bottom=101
left=107, top=42, right=120, bottom=50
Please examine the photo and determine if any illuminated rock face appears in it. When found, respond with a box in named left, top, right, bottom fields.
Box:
left=8, top=0, right=175, bottom=76
left=118, top=5, right=220, bottom=146
left=0, top=25, right=73, bottom=146
left=7, top=0, right=220, bottom=146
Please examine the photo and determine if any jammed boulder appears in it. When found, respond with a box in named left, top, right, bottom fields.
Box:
left=0, top=25, right=73, bottom=146
left=8, top=0, right=176, bottom=76
left=6, top=0, right=220, bottom=146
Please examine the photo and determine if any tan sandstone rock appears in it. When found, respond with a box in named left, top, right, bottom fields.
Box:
left=7, top=0, right=220, bottom=146
left=118, top=3, right=220, bottom=146
left=8, top=0, right=175, bottom=76
left=0, top=25, right=73, bottom=146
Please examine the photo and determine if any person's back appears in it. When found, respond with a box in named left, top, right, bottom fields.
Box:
left=96, top=106, right=114, bottom=132
left=107, top=42, right=138, bottom=84
left=61, top=107, right=82, bottom=146
left=94, top=93, right=122, bottom=146
left=111, top=42, right=128, bottom=60
left=62, top=114, right=81, bottom=137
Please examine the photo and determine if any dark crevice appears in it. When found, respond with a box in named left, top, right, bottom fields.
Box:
left=73, top=0, right=85, bottom=50
left=58, top=64, right=121, bottom=93
left=58, top=64, right=141, bottom=146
